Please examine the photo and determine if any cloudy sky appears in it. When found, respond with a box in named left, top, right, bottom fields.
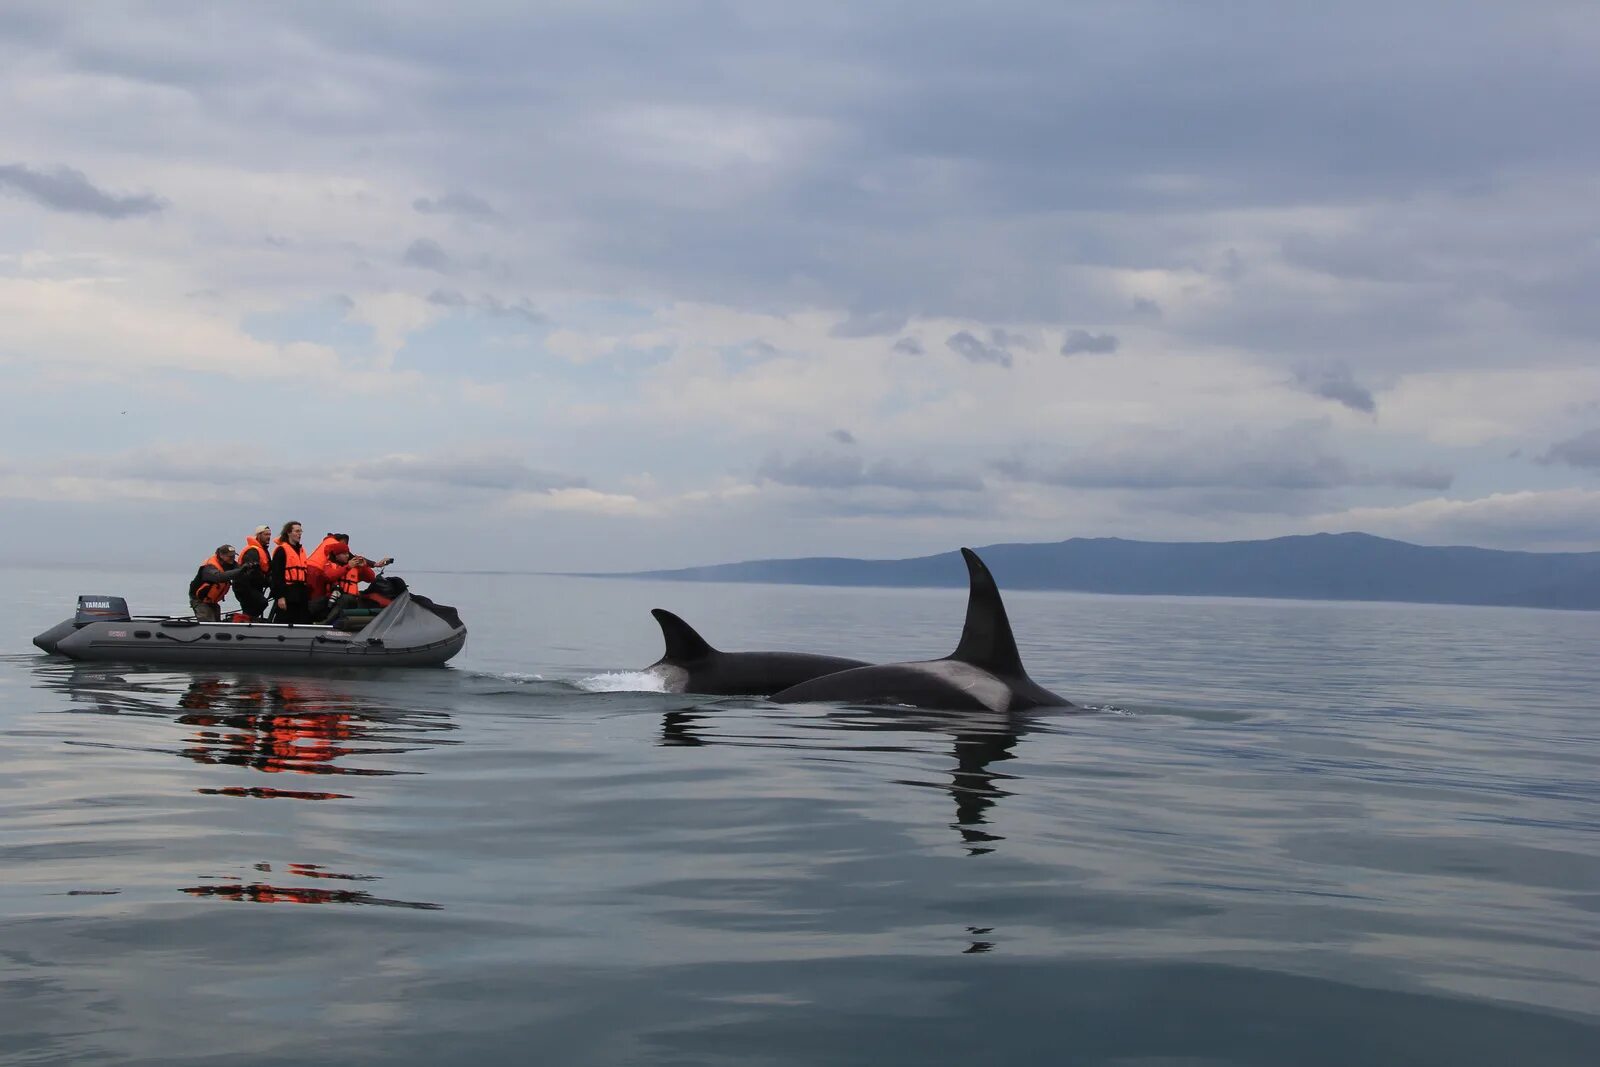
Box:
left=3, top=1, right=1599, bottom=570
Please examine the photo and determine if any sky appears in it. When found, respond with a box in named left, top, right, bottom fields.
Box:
left=2, top=1, right=1599, bottom=571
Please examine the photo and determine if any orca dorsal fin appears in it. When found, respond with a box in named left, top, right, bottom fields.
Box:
left=947, top=548, right=1026, bottom=677
left=651, top=608, right=717, bottom=662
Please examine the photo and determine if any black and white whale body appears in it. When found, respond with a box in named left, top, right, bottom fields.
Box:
left=645, top=608, right=870, bottom=696
left=770, top=548, right=1073, bottom=712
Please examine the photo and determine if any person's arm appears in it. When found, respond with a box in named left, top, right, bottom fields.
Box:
left=269, top=547, right=287, bottom=603
left=197, top=563, right=247, bottom=584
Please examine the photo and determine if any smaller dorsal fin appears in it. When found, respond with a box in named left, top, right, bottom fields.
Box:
left=947, top=548, right=1025, bottom=677
left=651, top=608, right=717, bottom=662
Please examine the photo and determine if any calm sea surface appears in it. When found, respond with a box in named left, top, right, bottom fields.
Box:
left=3, top=565, right=1598, bottom=1066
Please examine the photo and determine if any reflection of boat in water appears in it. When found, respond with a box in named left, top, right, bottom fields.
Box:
left=32, top=666, right=453, bottom=908
left=38, top=668, right=460, bottom=787
left=179, top=678, right=398, bottom=783
left=182, top=862, right=441, bottom=909
left=33, top=589, right=466, bottom=667
left=183, top=676, right=458, bottom=784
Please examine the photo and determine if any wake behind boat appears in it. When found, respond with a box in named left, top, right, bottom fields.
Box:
left=34, top=589, right=467, bottom=668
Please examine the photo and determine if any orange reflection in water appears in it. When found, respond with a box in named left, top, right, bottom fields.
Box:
left=173, top=681, right=447, bottom=907
left=183, top=861, right=440, bottom=909
left=177, top=679, right=415, bottom=783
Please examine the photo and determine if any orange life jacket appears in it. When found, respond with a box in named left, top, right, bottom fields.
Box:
left=275, top=540, right=308, bottom=585
left=338, top=564, right=364, bottom=597
left=306, top=536, right=344, bottom=573
left=334, top=559, right=373, bottom=597
left=240, top=537, right=271, bottom=574
left=189, top=554, right=232, bottom=604
left=311, top=557, right=371, bottom=601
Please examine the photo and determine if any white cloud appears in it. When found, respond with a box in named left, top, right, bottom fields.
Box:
left=1382, top=366, right=1600, bottom=446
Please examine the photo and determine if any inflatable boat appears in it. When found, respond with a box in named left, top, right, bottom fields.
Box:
left=33, top=590, right=467, bottom=668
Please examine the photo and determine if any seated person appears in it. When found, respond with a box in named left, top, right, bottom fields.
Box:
left=306, top=532, right=349, bottom=574
left=189, top=545, right=249, bottom=622
left=311, top=543, right=390, bottom=622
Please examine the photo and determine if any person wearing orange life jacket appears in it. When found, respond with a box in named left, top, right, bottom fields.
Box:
left=305, top=532, right=348, bottom=576
left=269, top=521, right=312, bottom=624
left=233, top=524, right=273, bottom=620
left=312, top=542, right=391, bottom=622
left=189, top=544, right=248, bottom=622
left=305, top=536, right=349, bottom=602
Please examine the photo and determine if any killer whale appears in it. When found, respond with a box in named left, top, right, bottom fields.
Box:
left=645, top=608, right=870, bottom=696
left=770, top=548, right=1072, bottom=712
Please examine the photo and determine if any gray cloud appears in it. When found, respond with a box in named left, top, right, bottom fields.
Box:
left=815, top=495, right=991, bottom=520
left=1539, top=428, right=1600, bottom=469
left=351, top=453, right=586, bottom=492
left=1296, top=363, right=1377, bottom=414
left=12, top=4, right=1599, bottom=352
left=892, top=336, right=924, bottom=356
left=828, top=429, right=857, bottom=445
left=91, top=450, right=231, bottom=484
left=946, top=330, right=1012, bottom=368
left=427, top=288, right=544, bottom=324
left=403, top=238, right=453, bottom=273
left=993, top=427, right=1451, bottom=492
left=759, top=452, right=983, bottom=492
left=413, top=191, right=496, bottom=219
left=0, top=163, right=165, bottom=218
left=830, top=309, right=908, bottom=338
left=989, top=327, right=1034, bottom=350
left=1060, top=329, right=1119, bottom=356
left=74, top=447, right=586, bottom=495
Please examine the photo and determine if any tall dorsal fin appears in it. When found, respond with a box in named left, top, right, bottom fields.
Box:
left=651, top=608, right=717, bottom=662
left=947, top=548, right=1026, bottom=677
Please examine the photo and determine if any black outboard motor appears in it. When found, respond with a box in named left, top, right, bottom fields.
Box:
left=366, top=575, right=408, bottom=600
left=75, top=595, right=130, bottom=625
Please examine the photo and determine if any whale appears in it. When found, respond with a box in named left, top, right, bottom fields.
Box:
left=770, top=548, right=1073, bottom=712
left=644, top=608, right=871, bottom=697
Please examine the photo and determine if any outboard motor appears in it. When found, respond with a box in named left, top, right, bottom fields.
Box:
left=75, top=595, right=130, bottom=625
left=363, top=574, right=408, bottom=608
left=366, top=575, right=407, bottom=599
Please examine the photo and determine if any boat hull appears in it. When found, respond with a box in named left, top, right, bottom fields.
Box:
left=36, top=590, right=467, bottom=668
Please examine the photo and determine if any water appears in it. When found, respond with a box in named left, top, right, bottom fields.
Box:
left=3, top=565, right=1598, bottom=1065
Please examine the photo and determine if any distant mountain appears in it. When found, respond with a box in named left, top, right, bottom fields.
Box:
left=602, top=533, right=1600, bottom=611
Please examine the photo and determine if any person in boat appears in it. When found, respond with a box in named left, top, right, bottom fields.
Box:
left=269, top=521, right=312, bottom=624
left=306, top=532, right=349, bottom=574
left=189, top=545, right=250, bottom=622
left=234, top=524, right=274, bottom=621
left=311, top=542, right=385, bottom=622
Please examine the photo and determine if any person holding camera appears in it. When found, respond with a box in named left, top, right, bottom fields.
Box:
left=311, top=542, right=392, bottom=622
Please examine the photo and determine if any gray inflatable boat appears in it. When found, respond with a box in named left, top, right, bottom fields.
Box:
left=34, top=591, right=467, bottom=668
